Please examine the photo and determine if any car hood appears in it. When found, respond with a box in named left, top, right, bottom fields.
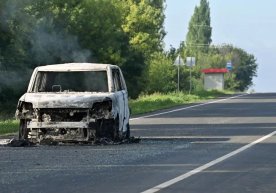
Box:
left=21, top=93, right=115, bottom=108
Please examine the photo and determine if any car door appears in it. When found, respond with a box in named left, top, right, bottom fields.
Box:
left=118, top=68, right=129, bottom=131
left=112, top=68, right=128, bottom=132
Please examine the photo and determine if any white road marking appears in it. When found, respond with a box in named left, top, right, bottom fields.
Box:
left=130, top=93, right=248, bottom=121
left=140, top=136, right=224, bottom=139
left=0, top=139, right=11, bottom=145
left=141, top=130, right=276, bottom=193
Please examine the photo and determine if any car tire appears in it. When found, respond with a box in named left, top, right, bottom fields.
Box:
left=112, top=117, right=120, bottom=141
left=125, top=123, right=130, bottom=139
left=19, top=119, right=28, bottom=140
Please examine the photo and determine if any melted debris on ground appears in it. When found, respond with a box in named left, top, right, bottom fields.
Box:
left=2, top=136, right=141, bottom=147
left=7, top=138, right=35, bottom=147
left=94, top=137, right=141, bottom=145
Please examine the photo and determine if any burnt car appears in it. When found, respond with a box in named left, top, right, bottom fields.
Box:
left=15, top=63, right=130, bottom=143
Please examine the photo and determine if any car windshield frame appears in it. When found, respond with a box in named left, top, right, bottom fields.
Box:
left=31, top=70, right=109, bottom=93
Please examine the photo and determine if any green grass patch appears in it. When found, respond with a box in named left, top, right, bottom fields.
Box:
left=129, top=90, right=234, bottom=115
left=0, top=120, right=19, bottom=135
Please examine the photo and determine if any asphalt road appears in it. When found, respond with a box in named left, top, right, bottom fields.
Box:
left=1, top=93, right=276, bottom=193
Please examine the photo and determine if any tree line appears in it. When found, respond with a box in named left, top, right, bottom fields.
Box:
left=0, top=0, right=257, bottom=112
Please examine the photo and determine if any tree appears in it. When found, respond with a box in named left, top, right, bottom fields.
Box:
left=205, top=45, right=257, bottom=91
left=122, top=0, right=166, bottom=57
left=0, top=0, right=33, bottom=70
left=186, top=0, right=212, bottom=53
left=146, top=52, right=176, bottom=93
left=231, top=48, right=257, bottom=91
left=0, top=0, right=167, bottom=101
left=120, top=0, right=166, bottom=97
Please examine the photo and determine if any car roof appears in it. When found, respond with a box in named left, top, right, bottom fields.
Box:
left=36, top=63, right=118, bottom=71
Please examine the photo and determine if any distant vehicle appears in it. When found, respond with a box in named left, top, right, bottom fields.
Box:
left=15, top=63, right=130, bottom=144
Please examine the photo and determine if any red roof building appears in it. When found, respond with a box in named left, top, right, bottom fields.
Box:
left=201, top=68, right=228, bottom=74
left=201, top=68, right=228, bottom=90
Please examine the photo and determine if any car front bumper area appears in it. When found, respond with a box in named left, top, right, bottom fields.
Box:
left=27, top=120, right=97, bottom=143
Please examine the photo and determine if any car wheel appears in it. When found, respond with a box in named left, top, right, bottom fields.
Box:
left=125, top=123, right=130, bottom=139
left=112, top=117, right=120, bottom=141
left=19, top=119, right=28, bottom=140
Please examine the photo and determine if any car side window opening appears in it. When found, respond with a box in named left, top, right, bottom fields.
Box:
left=112, top=69, right=124, bottom=91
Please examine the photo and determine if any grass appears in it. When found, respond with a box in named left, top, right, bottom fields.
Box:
left=129, top=90, right=234, bottom=115
left=0, top=90, right=234, bottom=135
left=0, top=120, right=19, bottom=135
left=0, top=104, right=19, bottom=135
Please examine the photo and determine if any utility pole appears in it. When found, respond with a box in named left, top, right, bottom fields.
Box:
left=174, top=55, right=184, bottom=92
left=178, top=57, right=180, bottom=92
left=189, top=65, right=192, bottom=94
left=186, top=57, right=196, bottom=94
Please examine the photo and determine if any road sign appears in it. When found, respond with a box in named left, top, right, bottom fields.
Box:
left=174, top=55, right=184, bottom=66
left=186, top=57, right=196, bottom=67
left=226, top=61, right=232, bottom=71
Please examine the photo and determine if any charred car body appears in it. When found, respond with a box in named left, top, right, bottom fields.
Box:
left=15, top=63, right=130, bottom=144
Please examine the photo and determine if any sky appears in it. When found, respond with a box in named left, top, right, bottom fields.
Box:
left=164, top=0, right=276, bottom=92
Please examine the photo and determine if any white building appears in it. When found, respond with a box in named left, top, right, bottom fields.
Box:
left=202, top=68, right=228, bottom=90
